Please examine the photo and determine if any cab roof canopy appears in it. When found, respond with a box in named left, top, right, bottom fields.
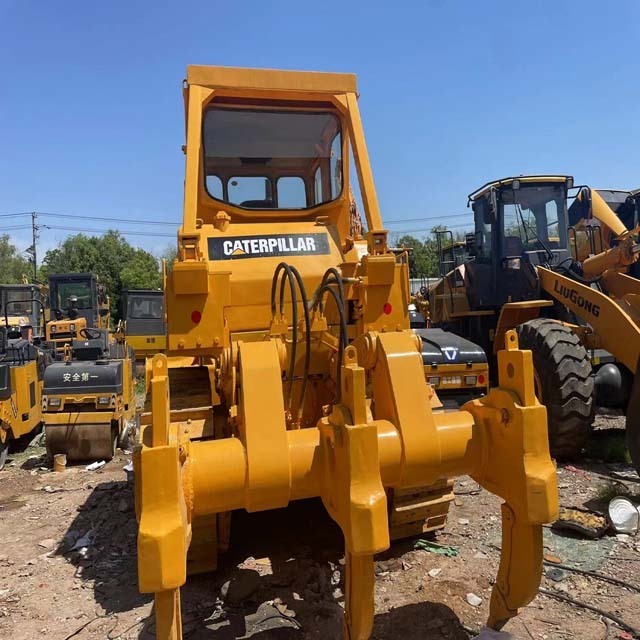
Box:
left=468, top=175, right=573, bottom=202
left=186, top=65, right=357, bottom=94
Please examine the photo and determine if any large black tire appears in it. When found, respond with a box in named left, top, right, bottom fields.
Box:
left=517, top=318, right=594, bottom=460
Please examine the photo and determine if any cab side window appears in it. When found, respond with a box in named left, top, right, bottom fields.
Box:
left=473, top=199, right=493, bottom=261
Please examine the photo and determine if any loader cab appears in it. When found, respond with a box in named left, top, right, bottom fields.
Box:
left=467, top=176, right=573, bottom=309
left=631, top=189, right=640, bottom=226
left=592, top=190, right=637, bottom=231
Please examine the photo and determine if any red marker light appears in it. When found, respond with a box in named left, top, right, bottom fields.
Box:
left=478, top=374, right=485, bottom=385
left=383, top=302, right=393, bottom=315
left=191, top=310, right=202, bottom=324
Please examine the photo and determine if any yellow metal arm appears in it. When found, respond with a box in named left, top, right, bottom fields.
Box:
left=538, top=266, right=640, bottom=373
left=582, top=234, right=640, bottom=278
left=464, top=331, right=558, bottom=627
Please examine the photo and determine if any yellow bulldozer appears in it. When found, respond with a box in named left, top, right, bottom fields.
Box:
left=430, top=175, right=640, bottom=471
left=134, top=66, right=558, bottom=639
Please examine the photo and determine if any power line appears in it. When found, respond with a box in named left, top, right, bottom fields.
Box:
left=37, top=211, right=180, bottom=226
left=1, top=210, right=180, bottom=226
left=389, top=222, right=475, bottom=236
left=385, top=213, right=472, bottom=224
left=2, top=224, right=33, bottom=231
left=5, top=209, right=476, bottom=238
left=6, top=209, right=474, bottom=228
left=45, top=224, right=176, bottom=238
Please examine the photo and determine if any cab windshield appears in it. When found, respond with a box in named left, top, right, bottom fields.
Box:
left=1, top=288, right=34, bottom=316
left=51, top=281, right=93, bottom=310
left=203, top=107, right=342, bottom=210
left=127, top=296, right=163, bottom=320
left=501, top=185, right=567, bottom=255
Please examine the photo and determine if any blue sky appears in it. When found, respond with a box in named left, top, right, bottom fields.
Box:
left=1, top=0, right=639, bottom=258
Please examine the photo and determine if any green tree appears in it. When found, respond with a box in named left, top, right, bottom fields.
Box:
left=0, top=235, right=31, bottom=283
left=397, top=233, right=440, bottom=278
left=158, top=243, right=177, bottom=271
left=121, top=250, right=163, bottom=290
left=41, top=231, right=160, bottom=319
left=396, top=225, right=470, bottom=279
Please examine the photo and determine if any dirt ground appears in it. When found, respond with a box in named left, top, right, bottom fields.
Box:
left=0, top=413, right=639, bottom=640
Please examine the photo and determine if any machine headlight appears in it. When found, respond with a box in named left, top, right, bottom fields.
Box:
left=50, top=325, right=57, bottom=333
left=48, top=397, right=62, bottom=407
left=97, top=396, right=111, bottom=406
left=70, top=323, right=76, bottom=332
left=427, top=376, right=440, bottom=387
left=464, top=375, right=478, bottom=386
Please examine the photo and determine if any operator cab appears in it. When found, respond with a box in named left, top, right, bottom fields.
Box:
left=48, top=273, right=108, bottom=326
left=0, top=284, right=47, bottom=338
left=203, top=107, right=343, bottom=214
left=121, top=289, right=166, bottom=359
left=466, top=176, right=573, bottom=309
left=46, top=273, right=110, bottom=355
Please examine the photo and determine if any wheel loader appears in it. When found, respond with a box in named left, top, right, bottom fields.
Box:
left=0, top=325, right=49, bottom=469
left=430, top=175, right=640, bottom=471
left=407, top=236, right=490, bottom=407
left=134, top=65, right=558, bottom=639
left=121, top=289, right=166, bottom=360
left=568, top=186, right=640, bottom=278
left=564, top=186, right=640, bottom=400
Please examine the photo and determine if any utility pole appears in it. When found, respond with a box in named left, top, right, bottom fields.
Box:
left=26, top=212, right=39, bottom=281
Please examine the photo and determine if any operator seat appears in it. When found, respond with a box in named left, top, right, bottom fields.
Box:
left=504, top=235, right=524, bottom=256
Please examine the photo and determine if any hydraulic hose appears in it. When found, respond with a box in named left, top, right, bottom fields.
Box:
left=285, top=265, right=311, bottom=422
left=271, top=263, right=298, bottom=411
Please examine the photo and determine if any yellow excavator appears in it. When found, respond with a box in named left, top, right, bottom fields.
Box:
left=134, top=65, right=558, bottom=640
left=430, top=175, right=640, bottom=471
